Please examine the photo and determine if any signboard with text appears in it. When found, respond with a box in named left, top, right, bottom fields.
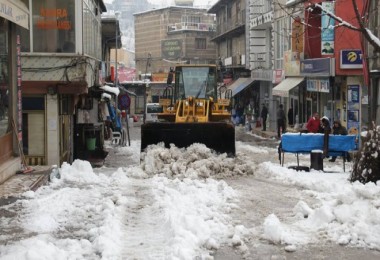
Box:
left=161, top=39, right=182, bottom=59
left=300, top=58, right=334, bottom=76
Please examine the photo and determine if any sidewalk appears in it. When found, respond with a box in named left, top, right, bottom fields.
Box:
left=250, top=126, right=278, bottom=139
left=0, top=165, right=52, bottom=206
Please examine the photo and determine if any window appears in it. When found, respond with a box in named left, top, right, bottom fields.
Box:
left=32, top=0, right=76, bottom=53
left=83, top=0, right=102, bottom=59
left=195, top=38, right=206, bottom=49
left=274, top=17, right=291, bottom=69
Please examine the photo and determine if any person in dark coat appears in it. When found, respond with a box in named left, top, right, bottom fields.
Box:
left=276, top=104, right=286, bottom=138
left=260, top=103, right=268, bottom=131
left=320, top=116, right=331, bottom=157
left=287, top=107, right=294, bottom=127
left=329, top=120, right=349, bottom=162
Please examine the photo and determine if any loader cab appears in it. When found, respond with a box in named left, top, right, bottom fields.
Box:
left=173, top=65, right=217, bottom=101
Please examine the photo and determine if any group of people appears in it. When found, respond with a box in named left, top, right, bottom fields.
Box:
left=305, top=112, right=350, bottom=162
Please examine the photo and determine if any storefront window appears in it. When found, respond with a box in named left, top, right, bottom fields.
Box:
left=32, top=0, right=75, bottom=53
left=0, top=19, right=9, bottom=136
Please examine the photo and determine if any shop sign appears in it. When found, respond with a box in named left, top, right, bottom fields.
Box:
left=340, top=50, right=363, bottom=69
left=291, top=21, right=303, bottom=53
left=300, top=58, right=334, bottom=76
left=37, top=7, right=71, bottom=30
left=284, top=50, right=300, bottom=76
left=0, top=0, right=29, bottom=29
left=162, top=39, right=182, bottom=59
left=273, top=69, right=284, bottom=84
left=306, top=77, right=330, bottom=93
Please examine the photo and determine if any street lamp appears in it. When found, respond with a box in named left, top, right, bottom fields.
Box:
left=115, top=11, right=121, bottom=88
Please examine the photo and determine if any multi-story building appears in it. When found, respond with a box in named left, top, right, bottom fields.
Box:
left=134, top=5, right=217, bottom=78
left=248, top=0, right=274, bottom=128
left=272, top=0, right=366, bottom=135
left=0, top=0, right=30, bottom=184
left=18, top=0, right=115, bottom=167
left=134, top=3, right=217, bottom=108
left=208, top=0, right=256, bottom=126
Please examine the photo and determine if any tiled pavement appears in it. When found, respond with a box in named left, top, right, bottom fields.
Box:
left=0, top=165, right=52, bottom=205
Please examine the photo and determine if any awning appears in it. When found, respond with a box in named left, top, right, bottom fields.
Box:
left=227, top=77, right=256, bottom=97
left=0, top=0, right=29, bottom=29
left=272, top=77, right=304, bottom=97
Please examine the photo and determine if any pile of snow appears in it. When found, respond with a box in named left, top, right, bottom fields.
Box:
left=256, top=161, right=380, bottom=250
left=141, top=143, right=255, bottom=179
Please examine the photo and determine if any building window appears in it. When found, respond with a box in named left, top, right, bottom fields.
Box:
left=195, top=38, right=206, bottom=49
left=274, top=16, right=291, bottom=69
left=0, top=19, right=9, bottom=137
left=32, top=0, right=76, bottom=53
left=83, top=0, right=102, bottom=59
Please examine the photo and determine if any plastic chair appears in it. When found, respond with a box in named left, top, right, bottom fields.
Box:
left=111, top=131, right=121, bottom=145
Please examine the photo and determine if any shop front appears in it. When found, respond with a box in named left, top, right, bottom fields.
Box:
left=0, top=0, right=29, bottom=183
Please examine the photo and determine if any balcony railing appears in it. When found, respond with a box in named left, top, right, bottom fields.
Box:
left=167, top=22, right=216, bottom=33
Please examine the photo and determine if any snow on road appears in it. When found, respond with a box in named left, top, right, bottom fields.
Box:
left=1, top=135, right=380, bottom=259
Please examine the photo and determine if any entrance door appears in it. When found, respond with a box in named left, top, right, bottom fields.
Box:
left=22, top=96, right=46, bottom=165
left=306, top=98, right=312, bottom=121
left=289, top=96, right=298, bottom=126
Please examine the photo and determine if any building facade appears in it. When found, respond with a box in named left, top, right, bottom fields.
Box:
left=19, top=0, right=110, bottom=167
left=271, top=0, right=366, bottom=135
left=208, top=0, right=256, bottom=127
left=134, top=6, right=217, bottom=78
left=0, top=0, right=30, bottom=184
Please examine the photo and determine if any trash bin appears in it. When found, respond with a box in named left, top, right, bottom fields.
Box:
left=310, top=150, right=323, bottom=171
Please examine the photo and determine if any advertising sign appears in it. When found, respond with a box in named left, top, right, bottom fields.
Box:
left=306, top=77, right=330, bottom=93
left=347, top=85, right=360, bottom=137
left=162, top=39, right=182, bottom=59
left=284, top=50, right=300, bottom=76
left=300, top=58, right=334, bottom=76
left=291, top=21, right=304, bottom=53
left=321, top=2, right=335, bottom=55
left=340, top=50, right=363, bottom=69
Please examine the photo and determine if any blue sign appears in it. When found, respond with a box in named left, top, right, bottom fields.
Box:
left=300, top=58, right=334, bottom=76
left=340, top=50, right=363, bottom=69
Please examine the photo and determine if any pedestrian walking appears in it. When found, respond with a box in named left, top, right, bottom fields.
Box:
left=276, top=104, right=286, bottom=138
left=260, top=103, right=268, bottom=131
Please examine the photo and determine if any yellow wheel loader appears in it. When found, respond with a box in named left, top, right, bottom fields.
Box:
left=141, top=64, right=235, bottom=156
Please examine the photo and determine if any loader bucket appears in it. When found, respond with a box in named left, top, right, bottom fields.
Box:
left=141, top=122, right=235, bottom=156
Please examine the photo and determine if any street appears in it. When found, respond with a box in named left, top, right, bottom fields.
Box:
left=0, top=123, right=380, bottom=259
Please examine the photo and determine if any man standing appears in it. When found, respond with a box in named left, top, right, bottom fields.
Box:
left=306, top=112, right=321, bottom=133
left=260, top=103, right=268, bottom=131
left=276, top=104, right=286, bottom=138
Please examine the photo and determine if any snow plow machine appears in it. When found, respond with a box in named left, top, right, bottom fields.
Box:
left=141, top=64, right=235, bottom=156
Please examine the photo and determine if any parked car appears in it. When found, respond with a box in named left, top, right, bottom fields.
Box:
left=145, top=103, right=163, bottom=122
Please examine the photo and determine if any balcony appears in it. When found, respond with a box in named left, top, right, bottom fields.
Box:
left=167, top=22, right=216, bottom=33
